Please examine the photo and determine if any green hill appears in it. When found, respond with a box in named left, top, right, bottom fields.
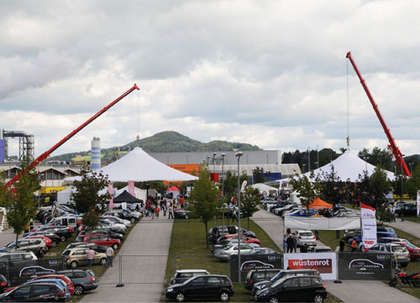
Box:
left=50, top=131, right=261, bottom=163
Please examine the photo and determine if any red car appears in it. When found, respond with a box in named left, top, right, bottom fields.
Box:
left=34, top=274, right=75, bottom=295
left=26, top=235, right=54, bottom=248
left=222, top=234, right=261, bottom=245
left=397, top=241, right=420, bottom=261
left=83, top=235, right=120, bottom=250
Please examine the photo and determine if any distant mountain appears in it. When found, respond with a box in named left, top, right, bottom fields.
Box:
left=50, top=131, right=261, bottom=163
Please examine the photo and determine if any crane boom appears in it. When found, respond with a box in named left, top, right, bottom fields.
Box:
left=346, top=52, right=411, bottom=177
left=5, top=84, right=140, bottom=188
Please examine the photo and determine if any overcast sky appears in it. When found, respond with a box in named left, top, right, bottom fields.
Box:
left=1, top=0, right=420, bottom=158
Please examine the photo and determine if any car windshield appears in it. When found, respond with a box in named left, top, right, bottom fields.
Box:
left=404, top=242, right=417, bottom=249
left=299, top=232, right=313, bottom=237
left=271, top=276, right=288, bottom=288
left=391, top=246, right=405, bottom=253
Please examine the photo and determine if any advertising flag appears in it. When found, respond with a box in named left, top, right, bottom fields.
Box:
left=108, top=183, right=115, bottom=210
left=417, top=190, right=420, bottom=217
left=361, top=203, right=377, bottom=249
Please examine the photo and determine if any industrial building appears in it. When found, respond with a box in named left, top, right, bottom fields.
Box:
left=150, top=150, right=301, bottom=180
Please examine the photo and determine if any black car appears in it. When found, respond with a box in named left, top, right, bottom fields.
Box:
left=246, top=269, right=281, bottom=290
left=255, top=275, right=327, bottom=303
left=208, top=226, right=238, bottom=244
left=57, top=269, right=97, bottom=295
left=174, top=209, right=190, bottom=219
left=166, top=274, right=234, bottom=302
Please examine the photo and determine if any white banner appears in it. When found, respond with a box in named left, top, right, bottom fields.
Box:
left=284, top=216, right=360, bottom=230
left=361, top=203, right=377, bottom=249
left=417, top=190, right=420, bottom=217
left=283, top=252, right=337, bottom=280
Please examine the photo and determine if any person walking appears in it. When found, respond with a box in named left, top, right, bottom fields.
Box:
left=155, top=206, right=160, bottom=218
left=168, top=204, right=174, bottom=219
left=106, top=246, right=114, bottom=267
left=87, top=248, right=95, bottom=267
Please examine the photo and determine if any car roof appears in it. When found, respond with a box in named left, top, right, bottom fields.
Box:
left=176, top=269, right=209, bottom=273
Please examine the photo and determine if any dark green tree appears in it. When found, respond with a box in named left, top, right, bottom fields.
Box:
left=405, top=165, right=420, bottom=198
left=71, top=171, right=109, bottom=229
left=0, top=164, right=40, bottom=247
left=316, top=166, right=343, bottom=205
left=190, top=167, right=218, bottom=247
left=241, top=187, right=260, bottom=228
left=252, top=167, right=265, bottom=184
left=289, top=175, right=319, bottom=209
left=359, top=147, right=394, bottom=171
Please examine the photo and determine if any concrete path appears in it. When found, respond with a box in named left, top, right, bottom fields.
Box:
left=0, top=230, right=19, bottom=247
left=80, top=216, right=173, bottom=303
left=387, top=220, right=420, bottom=239
left=251, top=209, right=419, bottom=303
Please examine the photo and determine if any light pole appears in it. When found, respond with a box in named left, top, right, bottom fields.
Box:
left=213, top=153, right=216, bottom=173
left=221, top=153, right=226, bottom=197
left=235, top=151, right=243, bottom=283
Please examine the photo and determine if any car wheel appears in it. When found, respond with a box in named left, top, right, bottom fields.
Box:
left=185, top=215, right=189, bottom=220
left=112, top=244, right=119, bottom=250
left=70, top=261, right=78, bottom=269
left=176, top=292, right=185, bottom=302
left=269, top=297, right=279, bottom=303
left=314, top=294, right=324, bottom=303
left=130, top=218, right=136, bottom=224
left=220, top=291, right=230, bottom=302
left=100, top=258, right=107, bottom=265
left=61, top=236, right=66, bottom=242
left=74, top=285, right=84, bottom=295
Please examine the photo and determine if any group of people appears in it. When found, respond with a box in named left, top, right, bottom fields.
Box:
left=283, top=228, right=298, bottom=253
left=144, top=197, right=181, bottom=219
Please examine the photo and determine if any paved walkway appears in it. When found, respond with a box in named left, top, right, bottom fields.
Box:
left=0, top=230, right=19, bottom=247
left=251, top=209, right=418, bottom=303
left=80, top=216, right=173, bottom=303
left=387, top=220, right=420, bottom=239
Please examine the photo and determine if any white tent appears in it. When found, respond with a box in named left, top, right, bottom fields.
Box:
left=250, top=183, right=278, bottom=193
left=278, top=150, right=396, bottom=183
left=100, top=147, right=198, bottom=182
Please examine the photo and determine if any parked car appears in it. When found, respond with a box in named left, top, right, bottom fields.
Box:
left=83, top=235, right=121, bottom=250
left=2, top=239, right=47, bottom=257
left=166, top=274, right=234, bottom=302
left=32, top=274, right=75, bottom=295
left=0, top=275, right=9, bottom=293
left=368, top=243, right=410, bottom=267
left=246, top=269, right=281, bottom=290
left=252, top=269, right=320, bottom=296
left=0, top=282, right=71, bottom=302
left=64, top=242, right=108, bottom=254
left=170, top=269, right=210, bottom=285
left=396, top=240, right=420, bottom=261
left=208, top=226, right=238, bottom=244
left=0, top=252, right=38, bottom=272
left=25, top=235, right=53, bottom=249
left=19, top=266, right=55, bottom=279
left=296, top=230, right=317, bottom=248
left=57, top=269, right=97, bottom=295
left=214, top=244, right=258, bottom=261
left=24, top=231, right=61, bottom=245
left=174, top=209, right=190, bottom=219
left=255, top=275, right=327, bottom=303
left=63, top=248, right=107, bottom=268
left=102, top=215, right=131, bottom=227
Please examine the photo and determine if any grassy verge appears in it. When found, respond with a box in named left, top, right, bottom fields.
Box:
left=404, top=216, right=420, bottom=224
left=164, top=218, right=341, bottom=302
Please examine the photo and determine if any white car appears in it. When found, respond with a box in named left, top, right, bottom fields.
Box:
left=102, top=215, right=131, bottom=227
left=296, top=230, right=317, bottom=247
left=215, top=244, right=256, bottom=261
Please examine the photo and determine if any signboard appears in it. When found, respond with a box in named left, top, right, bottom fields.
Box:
left=417, top=190, right=420, bottom=217
left=230, top=253, right=282, bottom=282
left=338, top=252, right=393, bottom=280
left=283, top=252, right=337, bottom=280
left=361, top=203, right=377, bottom=249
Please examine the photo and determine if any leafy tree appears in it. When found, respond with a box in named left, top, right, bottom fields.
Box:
left=315, top=166, right=342, bottom=205
left=368, top=167, right=391, bottom=209
left=252, top=167, right=265, bottom=184
left=0, top=164, right=39, bottom=246
left=190, top=167, right=218, bottom=247
left=405, top=165, right=420, bottom=198
left=241, top=187, right=260, bottom=228
left=358, top=147, right=394, bottom=171
left=71, top=171, right=109, bottom=229
left=289, top=175, right=319, bottom=209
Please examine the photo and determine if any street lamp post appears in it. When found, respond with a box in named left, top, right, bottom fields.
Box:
left=221, top=153, right=226, bottom=196
left=235, top=151, right=243, bottom=283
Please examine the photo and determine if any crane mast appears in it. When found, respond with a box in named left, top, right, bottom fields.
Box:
left=346, top=52, right=411, bottom=177
left=5, top=84, right=140, bottom=188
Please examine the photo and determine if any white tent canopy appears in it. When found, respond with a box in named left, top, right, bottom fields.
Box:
left=100, top=147, right=198, bottom=182
left=250, top=183, right=278, bottom=193
left=278, top=150, right=396, bottom=183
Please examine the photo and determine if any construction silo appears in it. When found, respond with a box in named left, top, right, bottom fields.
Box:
left=90, top=137, right=101, bottom=171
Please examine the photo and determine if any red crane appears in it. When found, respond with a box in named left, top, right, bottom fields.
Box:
left=5, top=84, right=140, bottom=188
left=346, top=52, right=411, bottom=177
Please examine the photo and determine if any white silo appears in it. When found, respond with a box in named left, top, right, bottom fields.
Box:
left=90, top=137, right=101, bottom=171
